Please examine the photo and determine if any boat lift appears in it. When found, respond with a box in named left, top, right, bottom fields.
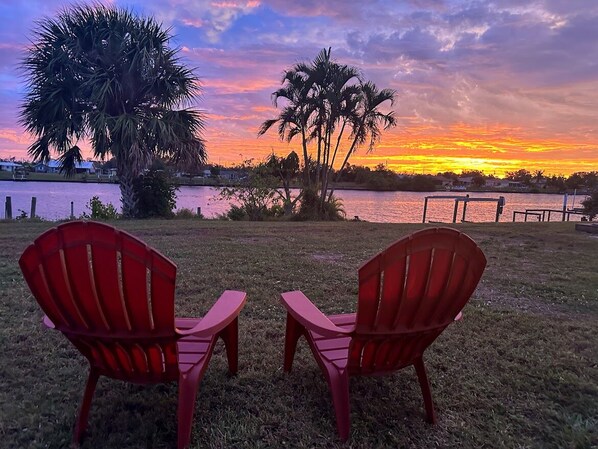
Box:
left=511, top=192, right=589, bottom=222
left=422, top=195, right=505, bottom=223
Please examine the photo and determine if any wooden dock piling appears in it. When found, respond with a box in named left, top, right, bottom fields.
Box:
left=5, top=196, right=12, bottom=219
left=30, top=197, right=37, bottom=219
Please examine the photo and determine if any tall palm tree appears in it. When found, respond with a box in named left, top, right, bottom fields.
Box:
left=21, top=5, right=206, bottom=217
left=259, top=48, right=395, bottom=218
left=534, top=170, right=545, bottom=184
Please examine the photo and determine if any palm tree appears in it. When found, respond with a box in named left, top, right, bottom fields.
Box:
left=534, top=170, right=545, bottom=184
left=21, top=5, right=206, bottom=217
left=259, top=48, right=395, bottom=218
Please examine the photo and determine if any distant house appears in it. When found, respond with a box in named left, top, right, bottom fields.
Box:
left=492, top=179, right=524, bottom=189
left=37, top=160, right=97, bottom=174
left=433, top=175, right=455, bottom=189
left=219, top=169, right=240, bottom=181
left=96, top=168, right=118, bottom=179
left=33, top=162, right=48, bottom=173
left=0, top=161, right=23, bottom=172
left=456, top=176, right=474, bottom=187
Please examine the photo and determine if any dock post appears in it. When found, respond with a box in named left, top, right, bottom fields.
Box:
left=30, top=197, right=37, bottom=219
left=452, top=199, right=459, bottom=223
left=422, top=197, right=428, bottom=223
left=70, top=201, right=74, bottom=219
left=461, top=199, right=468, bottom=222
left=5, top=196, right=12, bottom=219
left=496, top=196, right=505, bottom=222
left=197, top=207, right=202, bottom=216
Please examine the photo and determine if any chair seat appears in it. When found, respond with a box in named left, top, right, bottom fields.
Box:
left=307, top=314, right=355, bottom=371
left=176, top=318, right=217, bottom=374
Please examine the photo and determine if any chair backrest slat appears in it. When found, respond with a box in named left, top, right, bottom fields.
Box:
left=32, top=227, right=92, bottom=329
left=119, top=232, right=153, bottom=332
left=350, top=228, right=486, bottom=375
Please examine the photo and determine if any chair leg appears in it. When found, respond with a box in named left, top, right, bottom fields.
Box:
left=219, top=317, right=239, bottom=374
left=73, top=367, right=100, bottom=444
left=328, top=368, right=351, bottom=442
left=414, top=357, right=437, bottom=424
left=177, top=368, right=202, bottom=449
left=283, top=312, right=303, bottom=373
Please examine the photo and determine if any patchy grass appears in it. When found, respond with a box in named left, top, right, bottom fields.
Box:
left=0, top=220, right=597, bottom=449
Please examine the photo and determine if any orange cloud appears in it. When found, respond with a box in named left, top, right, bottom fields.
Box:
left=210, top=1, right=259, bottom=8
left=0, top=129, right=31, bottom=145
left=203, top=77, right=275, bottom=94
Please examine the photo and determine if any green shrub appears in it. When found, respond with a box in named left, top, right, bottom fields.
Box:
left=83, top=196, right=119, bottom=220
left=226, top=205, right=248, bottom=221
left=295, top=188, right=345, bottom=221
left=175, top=208, right=200, bottom=219
left=16, top=210, right=28, bottom=220
left=133, top=169, right=177, bottom=218
left=582, top=190, right=598, bottom=220
left=218, top=160, right=281, bottom=221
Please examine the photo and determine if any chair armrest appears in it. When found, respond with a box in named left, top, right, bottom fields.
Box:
left=176, top=290, right=246, bottom=337
left=280, top=291, right=353, bottom=337
left=43, top=315, right=56, bottom=329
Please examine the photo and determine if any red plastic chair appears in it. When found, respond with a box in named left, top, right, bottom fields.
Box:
left=19, top=221, right=246, bottom=449
left=281, top=227, right=487, bottom=441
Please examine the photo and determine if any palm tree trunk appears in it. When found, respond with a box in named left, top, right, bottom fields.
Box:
left=300, top=128, right=310, bottom=188
left=315, top=128, right=322, bottom=192
left=118, top=161, right=138, bottom=218
left=319, top=127, right=332, bottom=213
left=323, top=121, right=347, bottom=206
left=328, top=122, right=364, bottom=202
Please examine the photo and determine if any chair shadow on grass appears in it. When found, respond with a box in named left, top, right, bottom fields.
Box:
left=78, top=342, right=237, bottom=448
left=278, top=341, right=445, bottom=447
left=78, top=381, right=178, bottom=448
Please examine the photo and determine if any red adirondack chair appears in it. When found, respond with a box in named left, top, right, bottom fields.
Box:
left=18, top=221, right=246, bottom=449
left=281, top=227, right=487, bottom=441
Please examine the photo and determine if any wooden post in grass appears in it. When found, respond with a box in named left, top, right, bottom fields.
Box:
left=5, top=196, right=12, bottom=219
left=30, top=197, right=37, bottom=219
left=70, top=201, right=74, bottom=219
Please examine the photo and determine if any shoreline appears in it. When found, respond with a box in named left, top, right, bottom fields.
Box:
left=0, top=177, right=583, bottom=195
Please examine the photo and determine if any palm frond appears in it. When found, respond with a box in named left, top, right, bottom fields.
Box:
left=57, top=145, right=83, bottom=177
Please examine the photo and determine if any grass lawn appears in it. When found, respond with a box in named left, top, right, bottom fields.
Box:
left=1, top=220, right=597, bottom=449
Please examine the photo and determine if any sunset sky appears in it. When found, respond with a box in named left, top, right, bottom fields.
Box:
left=0, top=0, right=597, bottom=176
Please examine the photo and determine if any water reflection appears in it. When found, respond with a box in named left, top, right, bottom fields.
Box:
left=0, top=181, right=584, bottom=223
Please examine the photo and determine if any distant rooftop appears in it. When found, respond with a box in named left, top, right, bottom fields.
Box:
left=44, top=160, right=96, bottom=170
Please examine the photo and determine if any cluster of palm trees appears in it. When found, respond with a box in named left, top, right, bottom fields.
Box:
left=259, top=48, right=396, bottom=217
